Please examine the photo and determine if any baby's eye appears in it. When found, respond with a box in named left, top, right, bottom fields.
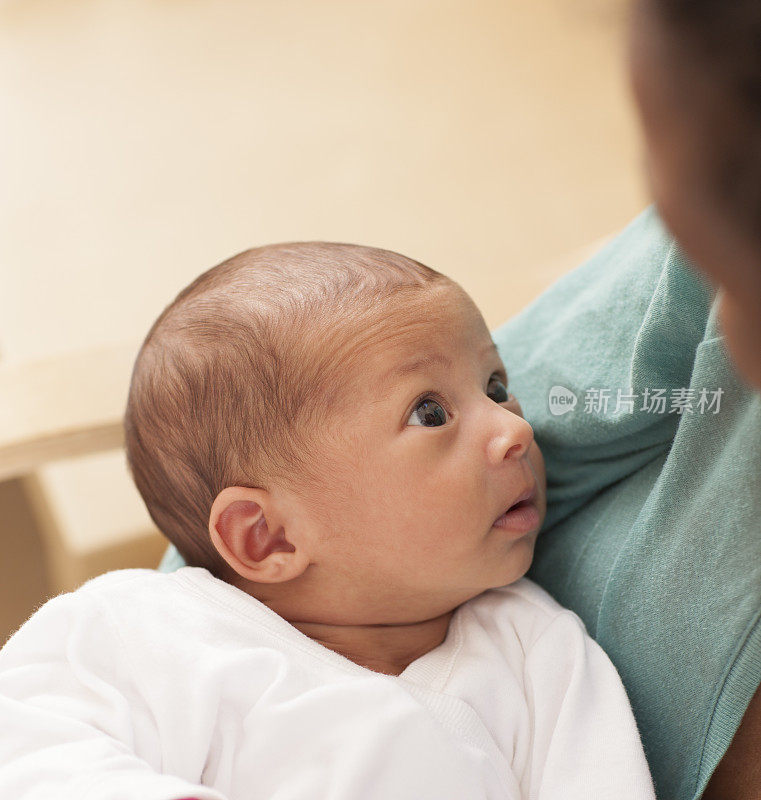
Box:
left=407, top=397, right=448, bottom=427
left=487, top=375, right=511, bottom=403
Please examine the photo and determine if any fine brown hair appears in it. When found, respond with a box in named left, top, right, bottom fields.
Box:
left=124, top=242, right=453, bottom=577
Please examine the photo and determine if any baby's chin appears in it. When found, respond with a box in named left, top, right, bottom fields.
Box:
left=486, top=532, right=538, bottom=590
left=437, top=539, right=538, bottom=611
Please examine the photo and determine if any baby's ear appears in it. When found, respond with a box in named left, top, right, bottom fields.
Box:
left=208, top=486, right=310, bottom=583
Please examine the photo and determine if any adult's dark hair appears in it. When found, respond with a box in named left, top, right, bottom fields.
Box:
left=652, top=0, right=761, bottom=245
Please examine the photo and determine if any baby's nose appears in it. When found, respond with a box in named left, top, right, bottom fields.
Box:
left=487, top=413, right=534, bottom=464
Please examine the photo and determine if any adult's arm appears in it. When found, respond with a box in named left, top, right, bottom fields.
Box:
left=703, top=686, right=761, bottom=799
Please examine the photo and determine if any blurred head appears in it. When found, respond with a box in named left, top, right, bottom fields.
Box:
left=628, top=0, right=761, bottom=388
left=125, top=243, right=545, bottom=624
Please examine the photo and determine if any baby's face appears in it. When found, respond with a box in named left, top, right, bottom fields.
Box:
left=302, top=284, right=546, bottom=622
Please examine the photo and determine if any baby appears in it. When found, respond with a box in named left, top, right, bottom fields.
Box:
left=0, top=243, right=655, bottom=799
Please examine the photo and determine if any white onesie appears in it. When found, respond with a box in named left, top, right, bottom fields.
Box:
left=0, top=567, right=655, bottom=800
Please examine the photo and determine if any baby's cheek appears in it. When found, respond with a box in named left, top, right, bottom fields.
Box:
left=529, top=446, right=547, bottom=504
left=531, top=442, right=546, bottom=476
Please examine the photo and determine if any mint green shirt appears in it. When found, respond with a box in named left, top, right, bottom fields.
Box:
left=491, top=207, right=761, bottom=800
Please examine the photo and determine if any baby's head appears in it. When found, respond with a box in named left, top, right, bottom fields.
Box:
left=125, top=242, right=546, bottom=626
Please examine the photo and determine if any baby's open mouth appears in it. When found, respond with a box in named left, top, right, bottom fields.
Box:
left=492, top=484, right=539, bottom=533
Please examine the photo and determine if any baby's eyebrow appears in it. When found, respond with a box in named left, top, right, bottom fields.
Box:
left=383, top=353, right=453, bottom=383
left=382, top=341, right=502, bottom=384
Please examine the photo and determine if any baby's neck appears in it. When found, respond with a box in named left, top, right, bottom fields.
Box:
left=288, top=609, right=455, bottom=676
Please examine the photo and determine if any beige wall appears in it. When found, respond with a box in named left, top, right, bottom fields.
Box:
left=0, top=0, right=647, bottom=641
left=0, top=0, right=645, bottom=363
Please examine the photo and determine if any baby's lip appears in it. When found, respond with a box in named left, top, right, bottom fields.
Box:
left=495, top=482, right=537, bottom=522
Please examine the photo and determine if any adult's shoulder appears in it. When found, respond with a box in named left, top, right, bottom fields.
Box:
left=493, top=205, right=714, bottom=422
left=492, top=207, right=716, bottom=529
